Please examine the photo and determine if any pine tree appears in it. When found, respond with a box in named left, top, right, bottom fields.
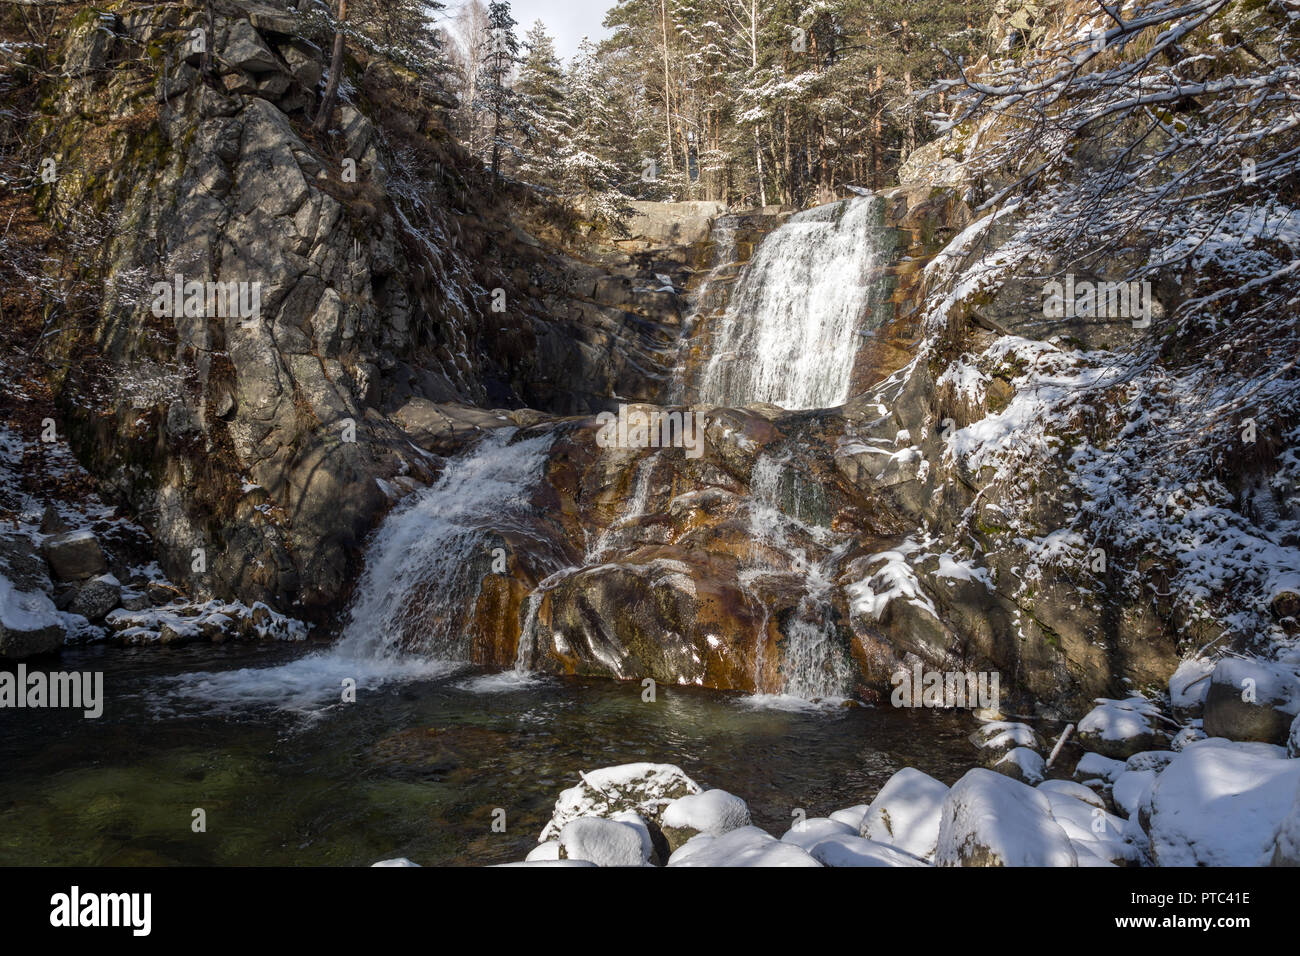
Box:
left=477, top=1, right=522, bottom=179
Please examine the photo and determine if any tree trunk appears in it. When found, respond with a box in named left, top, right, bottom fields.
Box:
left=314, top=0, right=349, bottom=134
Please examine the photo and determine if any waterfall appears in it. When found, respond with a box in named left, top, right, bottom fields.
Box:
left=743, top=453, right=853, bottom=702
left=336, top=429, right=554, bottom=661
left=695, top=196, right=888, bottom=410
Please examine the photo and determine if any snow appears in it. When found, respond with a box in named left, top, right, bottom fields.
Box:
left=1208, top=657, right=1300, bottom=714
left=859, top=767, right=949, bottom=861
left=1112, top=769, right=1157, bottom=819
left=804, top=834, right=930, bottom=867
left=973, top=720, right=1039, bottom=752
left=1077, top=695, right=1163, bottom=742
left=847, top=545, right=938, bottom=622
left=779, top=817, right=857, bottom=851
left=935, top=768, right=1078, bottom=867
left=668, top=826, right=822, bottom=867
left=1169, top=656, right=1215, bottom=710
left=1146, top=737, right=1300, bottom=866
left=1036, top=779, right=1104, bottom=809
left=557, top=816, right=650, bottom=867
left=0, top=572, right=62, bottom=635
left=1040, top=790, right=1132, bottom=865
left=828, top=804, right=870, bottom=831
left=371, top=858, right=420, bottom=867
left=994, top=747, right=1045, bottom=784
left=1073, top=752, right=1127, bottom=784
left=660, top=789, right=750, bottom=837
left=539, top=763, right=701, bottom=841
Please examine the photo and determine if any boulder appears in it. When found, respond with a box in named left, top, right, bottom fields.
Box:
left=667, top=826, right=822, bottom=867
left=804, top=834, right=929, bottom=867
left=991, top=746, right=1045, bottom=785
left=1169, top=656, right=1215, bottom=718
left=539, top=763, right=701, bottom=843
left=828, top=804, right=870, bottom=831
left=1271, top=786, right=1300, bottom=866
left=1289, top=713, right=1300, bottom=759
left=780, top=817, right=857, bottom=852
left=1202, top=657, right=1300, bottom=745
left=1075, top=696, right=1169, bottom=759
left=1037, top=779, right=1106, bottom=809
left=1111, top=769, right=1157, bottom=819
left=1072, top=751, right=1127, bottom=785
left=659, top=789, right=751, bottom=852
left=370, top=858, right=420, bottom=867
left=0, top=577, right=65, bottom=659
left=67, top=574, right=122, bottom=622
left=859, top=767, right=949, bottom=861
left=934, top=768, right=1078, bottom=867
left=40, top=530, right=108, bottom=581
left=971, top=720, right=1045, bottom=762
left=1147, top=738, right=1300, bottom=866
left=1039, top=789, right=1134, bottom=866
left=219, top=19, right=283, bottom=74
left=556, top=816, right=651, bottom=866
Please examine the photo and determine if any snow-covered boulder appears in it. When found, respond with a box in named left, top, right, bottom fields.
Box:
left=971, top=720, right=1044, bottom=762
left=0, top=571, right=66, bottom=659
left=659, top=788, right=751, bottom=852
left=539, top=763, right=701, bottom=842
left=805, top=834, right=929, bottom=867
left=1037, top=779, right=1105, bottom=809
left=934, top=768, right=1077, bottom=867
left=668, top=826, right=822, bottom=867
left=1124, top=750, right=1176, bottom=774
left=1171, top=725, right=1208, bottom=751
left=1169, top=657, right=1215, bottom=717
left=1289, top=713, right=1300, bottom=759
left=1112, top=769, right=1157, bottom=820
left=1202, top=658, right=1300, bottom=745
left=371, top=857, right=420, bottom=867
left=859, top=767, right=949, bottom=861
left=780, top=817, right=857, bottom=851
left=39, top=529, right=108, bottom=581
left=828, top=804, right=870, bottom=831
left=1076, top=696, right=1170, bottom=759
left=1271, top=786, right=1300, bottom=866
left=556, top=816, right=651, bottom=866
left=1040, top=790, right=1134, bottom=866
left=991, top=746, right=1045, bottom=784
left=67, top=573, right=121, bottom=623
left=1147, top=738, right=1300, bottom=866
left=1072, top=751, right=1127, bottom=785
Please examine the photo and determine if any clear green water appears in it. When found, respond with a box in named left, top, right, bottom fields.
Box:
left=1, top=643, right=977, bottom=866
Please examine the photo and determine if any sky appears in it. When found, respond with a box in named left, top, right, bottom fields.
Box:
left=441, top=0, right=616, bottom=61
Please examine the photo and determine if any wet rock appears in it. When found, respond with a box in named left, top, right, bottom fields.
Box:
left=39, top=531, right=108, bottom=582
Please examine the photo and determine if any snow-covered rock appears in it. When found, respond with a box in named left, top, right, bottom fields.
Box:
left=667, top=826, right=822, bottom=867
left=935, top=768, right=1077, bottom=867
left=1037, top=779, right=1105, bottom=809
left=659, top=788, right=751, bottom=851
left=1040, top=790, right=1133, bottom=866
left=0, top=571, right=66, bottom=659
left=972, top=720, right=1044, bottom=761
left=525, top=841, right=562, bottom=861
left=1124, top=750, right=1176, bottom=774
left=371, top=857, right=420, bottom=867
left=1169, top=657, right=1215, bottom=717
left=859, top=767, right=949, bottom=861
left=828, top=804, right=870, bottom=831
left=1076, top=695, right=1170, bottom=759
left=556, top=816, right=651, bottom=866
left=780, top=817, right=857, bottom=851
left=1271, top=786, right=1300, bottom=866
left=539, top=763, right=701, bottom=841
left=805, top=834, right=929, bottom=867
left=992, top=746, right=1045, bottom=784
left=1202, top=657, right=1300, bottom=745
left=1171, top=725, right=1208, bottom=751
left=1147, top=738, right=1300, bottom=866
left=39, top=529, right=107, bottom=581
left=1072, top=751, right=1127, bottom=785
left=1289, top=713, right=1300, bottom=759
left=1112, top=769, right=1157, bottom=820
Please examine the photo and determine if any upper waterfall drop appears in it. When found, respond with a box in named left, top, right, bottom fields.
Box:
left=694, top=195, right=889, bottom=410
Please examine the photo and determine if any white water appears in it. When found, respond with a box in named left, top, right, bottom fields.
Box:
left=742, top=453, right=853, bottom=703
left=697, top=196, right=888, bottom=410
left=165, top=430, right=555, bottom=713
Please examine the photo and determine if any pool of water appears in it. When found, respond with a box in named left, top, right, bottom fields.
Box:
left=1, top=643, right=978, bottom=866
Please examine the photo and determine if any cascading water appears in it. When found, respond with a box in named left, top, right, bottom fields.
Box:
left=694, top=196, right=888, bottom=410
left=742, top=453, right=853, bottom=703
